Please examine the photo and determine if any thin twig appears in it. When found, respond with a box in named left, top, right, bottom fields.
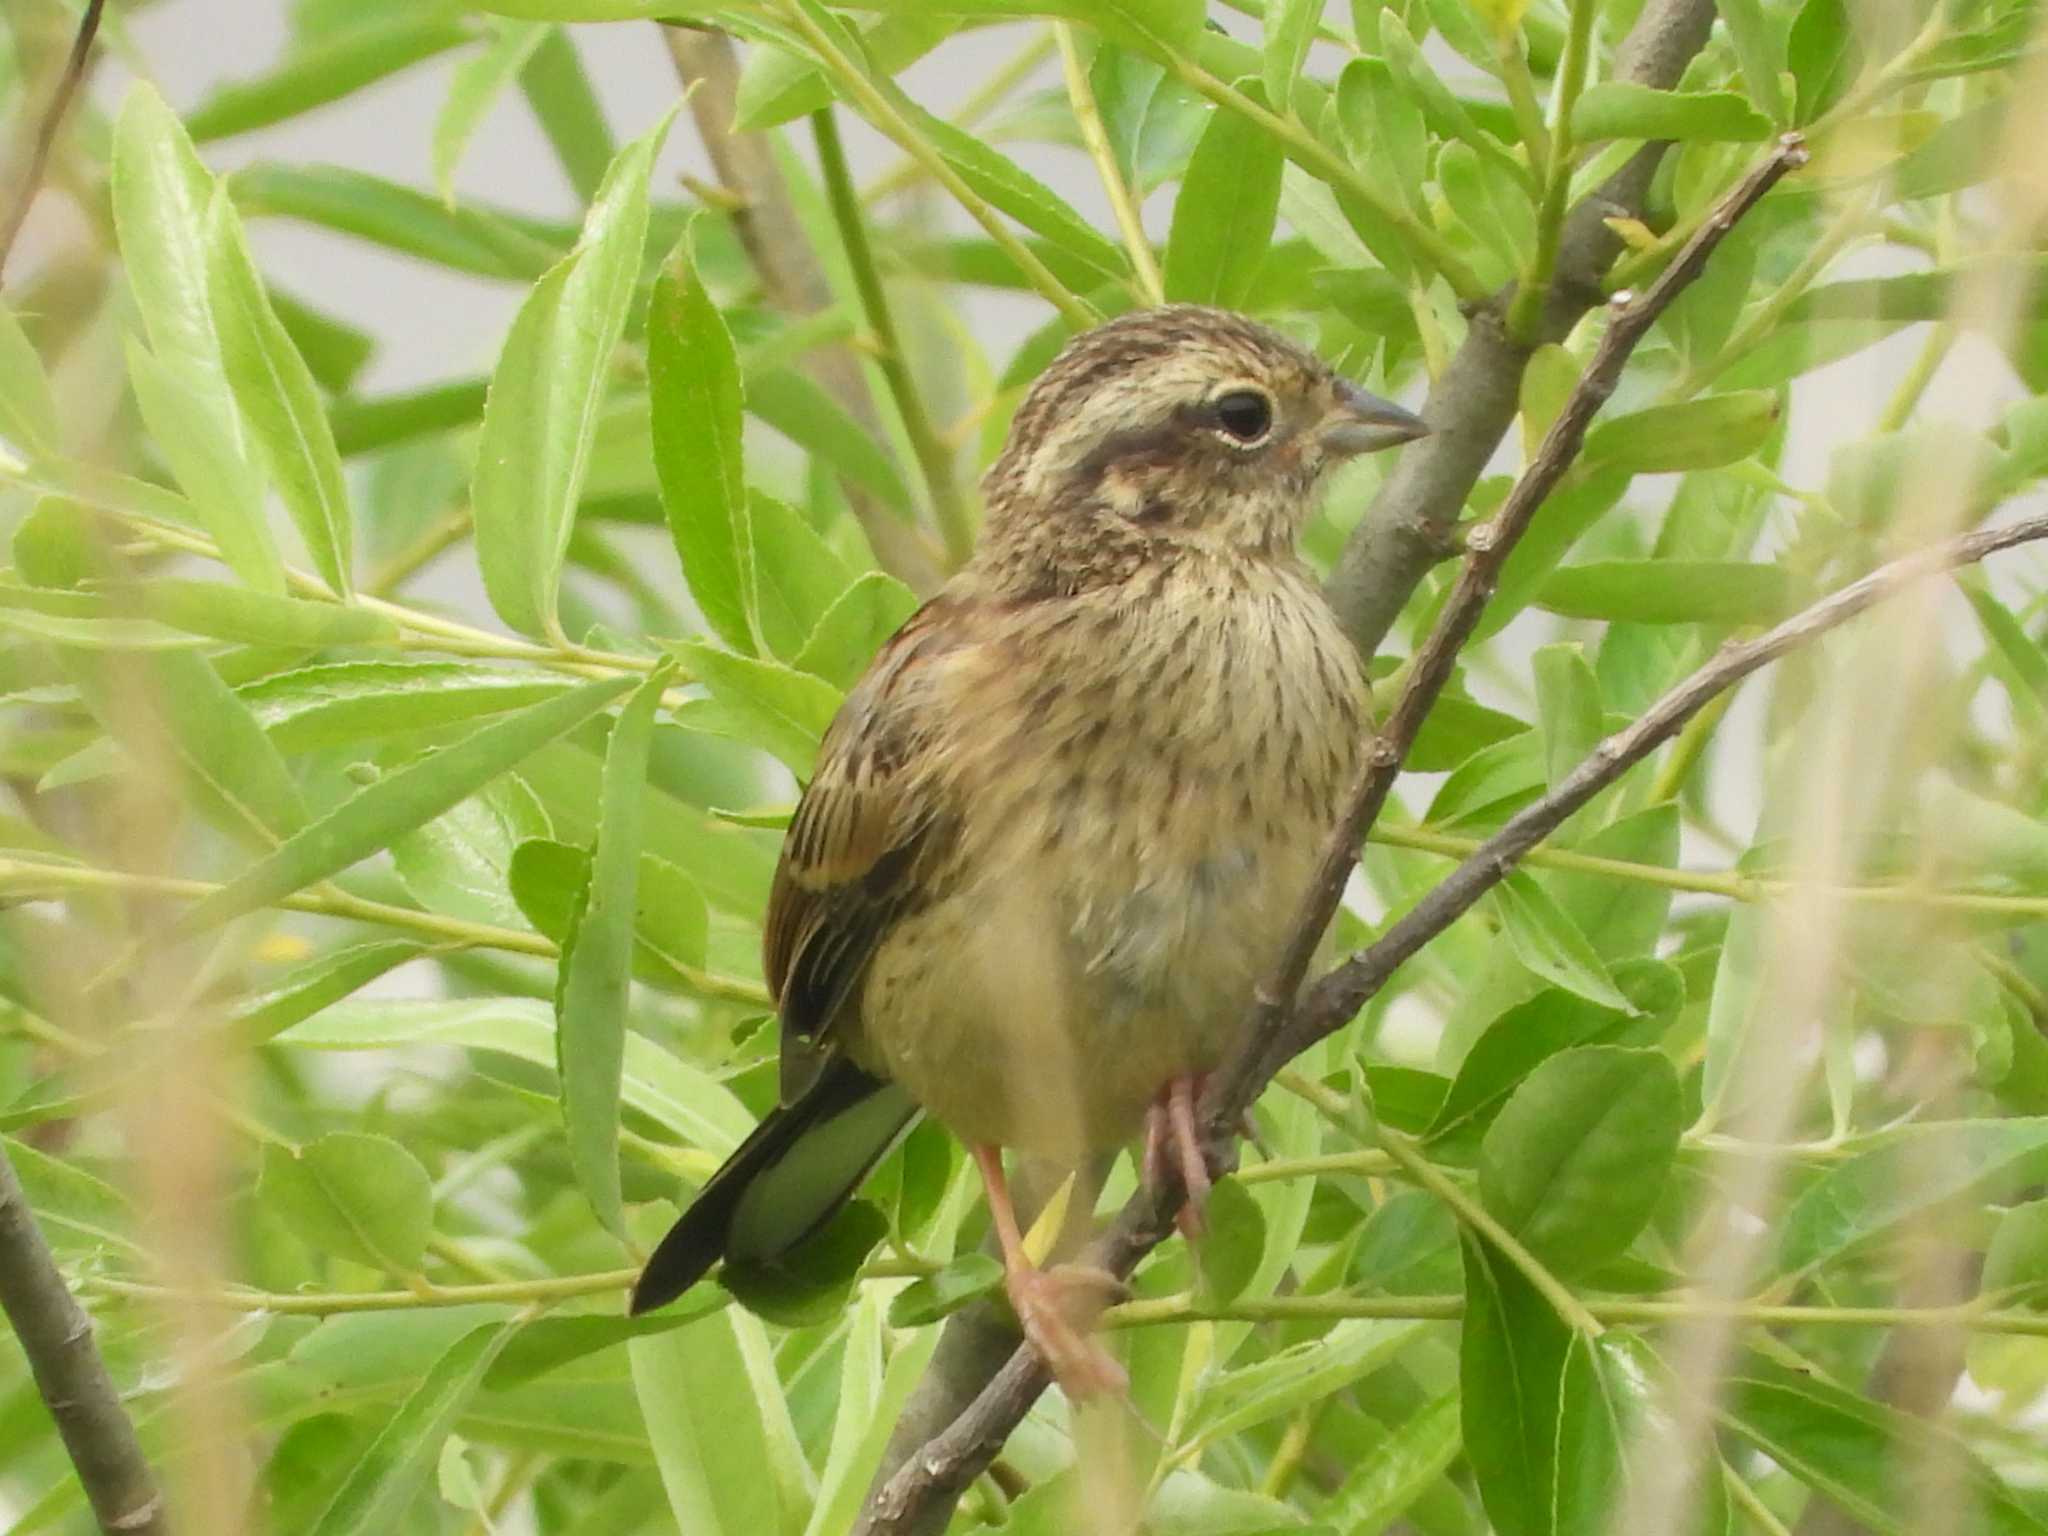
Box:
left=0, top=0, right=105, bottom=282
left=1054, top=23, right=1163, bottom=306
left=0, top=1142, right=167, bottom=1535
left=811, top=107, right=975, bottom=566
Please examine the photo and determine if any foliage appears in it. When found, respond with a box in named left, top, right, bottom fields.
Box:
left=2, top=0, right=2048, bottom=1531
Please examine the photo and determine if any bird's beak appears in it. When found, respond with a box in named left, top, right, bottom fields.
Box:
left=1321, top=381, right=1430, bottom=456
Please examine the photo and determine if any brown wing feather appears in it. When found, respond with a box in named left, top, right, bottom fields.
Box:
left=764, top=601, right=964, bottom=1093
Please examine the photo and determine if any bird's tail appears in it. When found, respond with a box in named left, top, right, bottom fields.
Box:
left=630, top=1057, right=918, bottom=1316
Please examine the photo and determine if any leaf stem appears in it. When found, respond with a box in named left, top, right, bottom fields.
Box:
left=775, top=0, right=1099, bottom=328
left=1508, top=0, right=1598, bottom=342
left=1055, top=23, right=1164, bottom=306
left=0, top=855, right=773, bottom=1005
left=810, top=106, right=976, bottom=565
left=861, top=29, right=1057, bottom=204
left=366, top=507, right=474, bottom=596
left=1278, top=1070, right=1606, bottom=1336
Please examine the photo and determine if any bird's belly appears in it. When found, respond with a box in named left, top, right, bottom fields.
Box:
left=853, top=829, right=1315, bottom=1161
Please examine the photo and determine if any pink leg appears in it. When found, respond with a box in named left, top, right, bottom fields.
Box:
left=971, top=1145, right=1127, bottom=1399
left=1168, top=1073, right=1214, bottom=1236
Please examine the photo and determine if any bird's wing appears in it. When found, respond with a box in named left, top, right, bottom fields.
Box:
left=764, top=599, right=964, bottom=1096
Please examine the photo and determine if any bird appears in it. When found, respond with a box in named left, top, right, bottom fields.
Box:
left=629, top=305, right=1428, bottom=1395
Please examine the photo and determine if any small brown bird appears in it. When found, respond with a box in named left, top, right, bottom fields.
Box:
left=631, top=306, right=1427, bottom=1393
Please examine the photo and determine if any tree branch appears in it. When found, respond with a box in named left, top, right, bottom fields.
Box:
left=1324, top=0, right=1719, bottom=654
left=0, top=1142, right=166, bottom=1535
left=851, top=135, right=1805, bottom=1536
left=0, top=0, right=105, bottom=282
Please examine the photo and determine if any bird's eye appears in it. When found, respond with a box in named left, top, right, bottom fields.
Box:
left=1212, top=389, right=1273, bottom=444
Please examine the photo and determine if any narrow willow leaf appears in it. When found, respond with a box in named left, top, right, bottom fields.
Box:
left=1263, top=0, right=1321, bottom=112
left=1718, top=0, right=1789, bottom=120
left=308, top=1320, right=520, bottom=1536
left=1537, top=559, right=1794, bottom=625
left=0, top=301, right=58, bottom=454
left=93, top=580, right=393, bottom=648
left=518, top=26, right=618, bottom=203
left=70, top=648, right=308, bottom=843
left=734, top=13, right=951, bottom=130
left=270, top=286, right=377, bottom=394
left=1489, top=871, right=1631, bottom=1010
left=672, top=642, right=842, bottom=776
left=1311, top=1390, right=1462, bottom=1536
left=794, top=571, right=920, bottom=690
left=2, top=1136, right=140, bottom=1259
left=1582, top=391, right=1779, bottom=474
left=239, top=661, right=574, bottom=753
left=745, top=370, right=913, bottom=513
left=1164, top=100, right=1284, bottom=308
left=278, top=996, right=754, bottom=1154
left=124, top=335, right=281, bottom=594
left=557, top=667, right=670, bottom=1238
left=1461, top=1234, right=1625, bottom=1536
left=1181, top=1320, right=1425, bottom=1450
left=905, top=104, right=1128, bottom=284
left=1478, top=1045, right=1682, bottom=1276
left=630, top=1312, right=792, bottom=1536
left=434, top=20, right=550, bottom=206
left=185, top=12, right=473, bottom=141
left=482, top=1300, right=728, bottom=1391
left=745, top=490, right=854, bottom=661
left=224, top=940, right=424, bottom=1047
left=1569, top=84, right=1774, bottom=142
left=260, top=1132, right=434, bottom=1271
left=391, top=775, right=550, bottom=929
left=206, top=194, right=353, bottom=595
left=474, top=111, right=672, bottom=637
left=229, top=163, right=567, bottom=280
left=648, top=228, right=753, bottom=654
left=172, top=672, right=635, bottom=935
left=1773, top=1118, right=2048, bottom=1279
left=1532, top=643, right=1601, bottom=795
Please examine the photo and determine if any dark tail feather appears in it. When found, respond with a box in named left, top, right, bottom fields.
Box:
left=630, top=1058, right=917, bottom=1316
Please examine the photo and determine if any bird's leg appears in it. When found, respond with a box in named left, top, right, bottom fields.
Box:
left=1143, top=1074, right=1217, bottom=1238
left=971, top=1144, right=1127, bottom=1399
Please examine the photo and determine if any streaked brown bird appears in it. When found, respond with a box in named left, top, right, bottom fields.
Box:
left=631, top=305, right=1427, bottom=1393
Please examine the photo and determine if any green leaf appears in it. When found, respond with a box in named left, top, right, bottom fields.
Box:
left=722, top=1198, right=889, bottom=1328
left=1774, top=1119, right=2048, bottom=1279
left=1546, top=807, right=1683, bottom=961
left=557, top=667, right=670, bottom=1238
left=1460, top=1233, right=1625, bottom=1536
left=1182, top=1319, right=1427, bottom=1452
left=1581, top=392, right=1779, bottom=474
left=1195, top=1177, right=1266, bottom=1306
left=70, top=648, right=308, bottom=844
left=278, top=996, right=754, bottom=1154
left=230, top=163, right=567, bottom=280
left=1164, top=99, right=1285, bottom=308
left=907, top=105, right=1129, bottom=283
left=0, top=300, right=58, bottom=455
left=260, top=1132, right=434, bottom=1272
left=630, top=1311, right=796, bottom=1536
left=795, top=571, right=920, bottom=690
left=2, top=1136, right=139, bottom=1259
left=1717, top=0, right=1789, bottom=121
left=1536, top=559, right=1795, bottom=625
left=239, top=661, right=574, bottom=753
left=94, top=580, right=395, bottom=647
left=1788, top=0, right=1862, bottom=124
left=225, top=940, right=425, bottom=1048
left=1489, top=871, right=1632, bottom=1009
left=735, top=14, right=952, bottom=131
left=1263, top=0, right=1321, bottom=113
left=1721, top=1353, right=2048, bottom=1535
left=390, top=774, right=550, bottom=929
left=1532, top=643, right=1601, bottom=794
left=1569, top=84, right=1773, bottom=143
left=862, top=0, right=1204, bottom=55
left=887, top=1252, right=1005, bottom=1327
left=186, top=12, right=472, bottom=141
left=473, top=111, right=672, bottom=638
left=648, top=228, right=753, bottom=655
left=124, top=336, right=281, bottom=595
left=672, top=641, right=843, bottom=776
left=746, top=370, right=913, bottom=514
left=270, top=287, right=377, bottom=394
left=435, top=21, right=551, bottom=206
left=1479, top=1045, right=1682, bottom=1276
left=308, top=1320, right=519, bottom=1536
left=1311, top=1389, right=1462, bottom=1536
left=1917, top=777, right=2048, bottom=894
left=744, top=490, right=856, bottom=660
left=173, top=672, right=635, bottom=935
left=482, top=1296, right=729, bottom=1390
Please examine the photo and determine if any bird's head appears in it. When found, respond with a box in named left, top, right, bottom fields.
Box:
left=979, top=306, right=1426, bottom=570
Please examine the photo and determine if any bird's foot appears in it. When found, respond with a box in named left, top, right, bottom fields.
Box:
left=1144, top=1074, right=1216, bottom=1237
left=1006, top=1261, right=1129, bottom=1400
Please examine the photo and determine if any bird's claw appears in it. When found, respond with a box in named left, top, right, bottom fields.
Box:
left=1006, top=1263, right=1129, bottom=1400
